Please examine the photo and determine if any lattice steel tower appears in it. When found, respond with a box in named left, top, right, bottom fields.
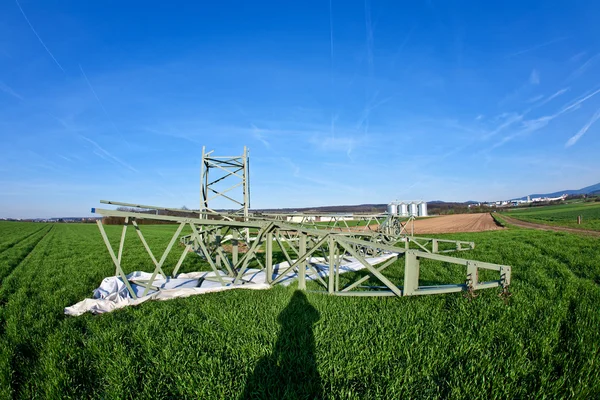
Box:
left=200, top=146, right=250, bottom=220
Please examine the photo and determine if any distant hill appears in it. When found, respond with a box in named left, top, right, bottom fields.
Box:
left=253, top=201, right=470, bottom=215
left=517, top=182, right=600, bottom=200
left=249, top=182, right=600, bottom=214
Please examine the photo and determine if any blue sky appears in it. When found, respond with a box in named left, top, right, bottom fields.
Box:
left=1, top=0, right=599, bottom=218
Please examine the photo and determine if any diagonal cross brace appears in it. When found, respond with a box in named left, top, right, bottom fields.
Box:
left=271, top=235, right=330, bottom=285
left=341, top=254, right=399, bottom=292
left=139, top=222, right=187, bottom=296
left=233, top=223, right=274, bottom=284
left=337, top=239, right=403, bottom=297
left=207, top=166, right=244, bottom=186
left=96, top=220, right=138, bottom=299
left=131, top=220, right=167, bottom=279
left=189, top=223, right=227, bottom=285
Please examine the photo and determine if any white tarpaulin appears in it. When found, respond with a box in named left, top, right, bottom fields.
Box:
left=65, top=254, right=397, bottom=316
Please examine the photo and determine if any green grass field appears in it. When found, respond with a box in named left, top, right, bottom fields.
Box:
left=1, top=221, right=599, bottom=398
left=503, top=202, right=600, bottom=231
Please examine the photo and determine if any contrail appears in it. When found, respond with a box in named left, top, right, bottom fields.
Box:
left=329, top=0, right=335, bottom=139
left=80, top=135, right=138, bottom=173
left=560, top=87, right=600, bottom=114
left=356, top=93, right=392, bottom=131
left=390, top=25, right=415, bottom=68
left=79, top=65, right=110, bottom=117
left=15, top=0, right=65, bottom=73
left=329, top=0, right=334, bottom=65
left=79, top=64, right=127, bottom=143
left=363, top=0, right=374, bottom=136
left=565, top=108, right=600, bottom=147
left=507, top=37, right=567, bottom=58
left=567, top=53, right=600, bottom=81
left=0, top=81, right=24, bottom=100
left=364, top=0, right=374, bottom=73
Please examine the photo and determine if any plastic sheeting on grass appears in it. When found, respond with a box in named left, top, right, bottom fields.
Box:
left=65, top=254, right=397, bottom=316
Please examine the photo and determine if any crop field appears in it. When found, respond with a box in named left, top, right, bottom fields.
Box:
left=504, top=202, right=600, bottom=231
left=312, top=213, right=501, bottom=235
left=1, top=221, right=600, bottom=398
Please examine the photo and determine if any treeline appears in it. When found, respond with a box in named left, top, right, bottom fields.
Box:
left=429, top=202, right=474, bottom=215
left=102, top=207, right=200, bottom=225
left=567, top=194, right=600, bottom=202
left=426, top=202, right=503, bottom=215
left=255, top=204, right=387, bottom=214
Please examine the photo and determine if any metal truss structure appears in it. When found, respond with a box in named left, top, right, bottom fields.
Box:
left=257, top=212, right=413, bottom=236
left=90, top=146, right=512, bottom=302
left=92, top=203, right=511, bottom=301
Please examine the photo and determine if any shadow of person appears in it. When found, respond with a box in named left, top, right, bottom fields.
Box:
left=242, top=290, right=323, bottom=399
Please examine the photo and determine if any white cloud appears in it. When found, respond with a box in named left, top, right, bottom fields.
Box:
left=529, top=69, right=540, bottom=85
left=527, top=94, right=544, bottom=103
left=484, top=112, right=524, bottom=139
left=250, top=123, right=270, bottom=148
left=570, top=51, right=587, bottom=63
left=310, top=135, right=359, bottom=155
left=487, top=86, right=600, bottom=151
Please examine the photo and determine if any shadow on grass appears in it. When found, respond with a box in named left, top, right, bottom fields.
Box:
left=242, top=291, right=322, bottom=399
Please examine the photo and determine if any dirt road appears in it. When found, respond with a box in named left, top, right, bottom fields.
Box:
left=500, top=215, right=600, bottom=237
left=407, top=213, right=502, bottom=234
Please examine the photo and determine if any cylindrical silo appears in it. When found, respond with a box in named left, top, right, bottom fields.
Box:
left=399, top=203, right=408, bottom=216
left=387, top=203, right=397, bottom=215
left=418, top=202, right=428, bottom=217
left=409, top=202, right=418, bottom=216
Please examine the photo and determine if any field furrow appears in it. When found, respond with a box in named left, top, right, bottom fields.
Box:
left=0, top=226, right=53, bottom=285
left=0, top=225, right=58, bottom=398
left=0, top=225, right=48, bottom=255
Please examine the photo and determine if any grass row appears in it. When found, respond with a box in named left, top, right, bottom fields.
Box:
left=0, top=222, right=599, bottom=398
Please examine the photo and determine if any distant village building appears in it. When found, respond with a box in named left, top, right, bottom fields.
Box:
left=469, top=194, right=568, bottom=209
